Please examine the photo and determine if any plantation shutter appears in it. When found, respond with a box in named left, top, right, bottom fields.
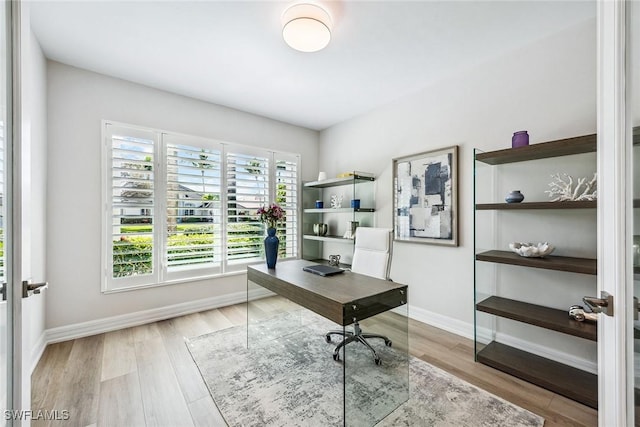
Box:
left=103, top=121, right=301, bottom=291
left=226, top=149, right=269, bottom=267
left=274, top=153, right=299, bottom=259
left=165, top=135, right=222, bottom=277
left=107, top=124, right=156, bottom=285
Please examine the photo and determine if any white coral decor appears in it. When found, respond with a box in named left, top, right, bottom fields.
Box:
left=545, top=172, right=597, bottom=202
left=509, top=242, right=555, bottom=258
left=330, top=194, right=343, bottom=209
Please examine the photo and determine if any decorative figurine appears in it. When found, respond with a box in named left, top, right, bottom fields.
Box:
left=545, top=173, right=597, bottom=201
left=328, top=254, right=341, bottom=267
left=343, top=221, right=358, bottom=239
left=568, top=305, right=597, bottom=322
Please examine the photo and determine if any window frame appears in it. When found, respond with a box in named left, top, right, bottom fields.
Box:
left=101, top=120, right=301, bottom=293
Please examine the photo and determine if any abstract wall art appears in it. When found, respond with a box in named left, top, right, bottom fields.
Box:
left=392, top=146, right=458, bottom=246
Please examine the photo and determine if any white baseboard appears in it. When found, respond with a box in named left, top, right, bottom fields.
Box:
left=45, top=288, right=273, bottom=344
left=407, top=304, right=475, bottom=340
left=38, top=294, right=596, bottom=376
left=30, top=331, right=47, bottom=373
left=406, top=304, right=596, bottom=374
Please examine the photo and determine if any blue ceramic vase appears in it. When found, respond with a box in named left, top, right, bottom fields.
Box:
left=505, top=190, right=525, bottom=203
left=264, top=227, right=279, bottom=269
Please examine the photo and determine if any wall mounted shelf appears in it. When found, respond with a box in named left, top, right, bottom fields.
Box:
left=475, top=134, right=596, bottom=165
left=302, top=172, right=375, bottom=262
left=476, top=296, right=597, bottom=341
left=303, top=208, right=375, bottom=214
left=302, top=235, right=355, bottom=244
left=304, top=173, right=374, bottom=188
left=476, top=201, right=596, bottom=210
left=477, top=342, right=598, bottom=409
left=476, top=250, right=597, bottom=275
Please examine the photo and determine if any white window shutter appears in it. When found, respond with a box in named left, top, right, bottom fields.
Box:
left=226, top=149, right=269, bottom=266
left=165, top=136, right=222, bottom=277
left=274, top=153, right=299, bottom=260
left=107, top=125, right=156, bottom=285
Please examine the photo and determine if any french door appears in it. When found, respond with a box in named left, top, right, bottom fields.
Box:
left=598, top=0, right=639, bottom=425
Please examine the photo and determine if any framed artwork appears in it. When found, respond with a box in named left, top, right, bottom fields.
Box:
left=392, top=145, right=458, bottom=246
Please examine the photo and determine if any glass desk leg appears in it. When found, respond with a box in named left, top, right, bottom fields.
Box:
left=343, top=305, right=409, bottom=427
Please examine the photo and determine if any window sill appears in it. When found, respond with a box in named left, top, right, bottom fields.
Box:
left=102, top=269, right=249, bottom=294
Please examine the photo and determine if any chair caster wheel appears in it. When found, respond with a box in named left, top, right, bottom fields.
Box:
left=385, top=340, right=392, bottom=347
left=374, top=357, right=382, bottom=365
left=333, top=352, right=340, bottom=361
left=325, top=335, right=332, bottom=343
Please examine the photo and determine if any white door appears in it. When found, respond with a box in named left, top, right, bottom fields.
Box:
left=597, top=0, right=638, bottom=425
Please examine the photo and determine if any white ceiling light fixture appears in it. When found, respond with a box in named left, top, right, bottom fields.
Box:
left=282, top=3, right=332, bottom=53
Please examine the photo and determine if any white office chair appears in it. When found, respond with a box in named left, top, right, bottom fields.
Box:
left=325, top=227, right=393, bottom=365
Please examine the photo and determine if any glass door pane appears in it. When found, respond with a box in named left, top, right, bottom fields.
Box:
left=631, top=0, right=640, bottom=424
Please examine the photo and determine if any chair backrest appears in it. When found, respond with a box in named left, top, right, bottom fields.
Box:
left=351, top=227, right=393, bottom=280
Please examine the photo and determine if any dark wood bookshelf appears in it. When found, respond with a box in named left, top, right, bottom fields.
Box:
left=304, top=174, right=374, bottom=188
left=476, top=200, right=596, bottom=210
left=475, top=134, right=596, bottom=165
left=477, top=341, right=597, bottom=409
left=476, top=296, right=597, bottom=341
left=476, top=250, right=597, bottom=275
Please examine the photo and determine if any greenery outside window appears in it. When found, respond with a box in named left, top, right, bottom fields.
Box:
left=102, top=121, right=299, bottom=292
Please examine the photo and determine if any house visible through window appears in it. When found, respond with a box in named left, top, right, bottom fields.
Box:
left=103, top=121, right=300, bottom=291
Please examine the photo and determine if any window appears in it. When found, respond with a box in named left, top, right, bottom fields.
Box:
left=103, top=122, right=300, bottom=291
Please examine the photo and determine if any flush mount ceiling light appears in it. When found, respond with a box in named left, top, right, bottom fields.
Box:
left=282, top=3, right=332, bottom=53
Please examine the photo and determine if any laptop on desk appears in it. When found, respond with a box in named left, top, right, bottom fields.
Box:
left=302, top=264, right=345, bottom=277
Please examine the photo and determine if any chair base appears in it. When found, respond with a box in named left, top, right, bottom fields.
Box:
left=325, top=322, right=392, bottom=365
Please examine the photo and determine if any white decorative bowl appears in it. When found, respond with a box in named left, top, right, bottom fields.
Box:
left=509, top=242, right=555, bottom=258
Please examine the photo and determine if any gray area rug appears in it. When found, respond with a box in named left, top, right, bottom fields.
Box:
left=187, top=311, right=544, bottom=427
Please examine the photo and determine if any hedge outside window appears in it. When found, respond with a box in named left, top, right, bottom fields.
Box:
left=102, top=121, right=299, bottom=292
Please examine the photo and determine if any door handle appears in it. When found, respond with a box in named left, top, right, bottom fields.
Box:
left=22, top=280, right=48, bottom=298
left=0, top=282, right=5, bottom=301
left=583, top=291, right=614, bottom=317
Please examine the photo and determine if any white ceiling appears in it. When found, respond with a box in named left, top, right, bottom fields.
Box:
left=30, top=1, right=595, bottom=131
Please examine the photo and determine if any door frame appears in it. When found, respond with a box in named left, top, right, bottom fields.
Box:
left=7, top=0, right=22, bottom=421
left=597, top=0, right=632, bottom=425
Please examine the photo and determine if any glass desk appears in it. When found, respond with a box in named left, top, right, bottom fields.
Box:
left=247, top=259, right=409, bottom=427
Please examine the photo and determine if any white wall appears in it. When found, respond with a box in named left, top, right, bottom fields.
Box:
left=46, top=62, right=318, bottom=329
left=319, top=19, right=597, bottom=369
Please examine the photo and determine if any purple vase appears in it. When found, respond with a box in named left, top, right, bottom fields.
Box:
left=512, top=131, right=529, bottom=148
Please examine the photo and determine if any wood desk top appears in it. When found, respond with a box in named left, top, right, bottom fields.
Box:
left=248, top=259, right=408, bottom=326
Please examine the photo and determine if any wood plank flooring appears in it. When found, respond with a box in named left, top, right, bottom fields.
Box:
left=31, top=296, right=597, bottom=426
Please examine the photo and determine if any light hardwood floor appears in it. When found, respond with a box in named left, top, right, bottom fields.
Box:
left=31, top=296, right=597, bottom=427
